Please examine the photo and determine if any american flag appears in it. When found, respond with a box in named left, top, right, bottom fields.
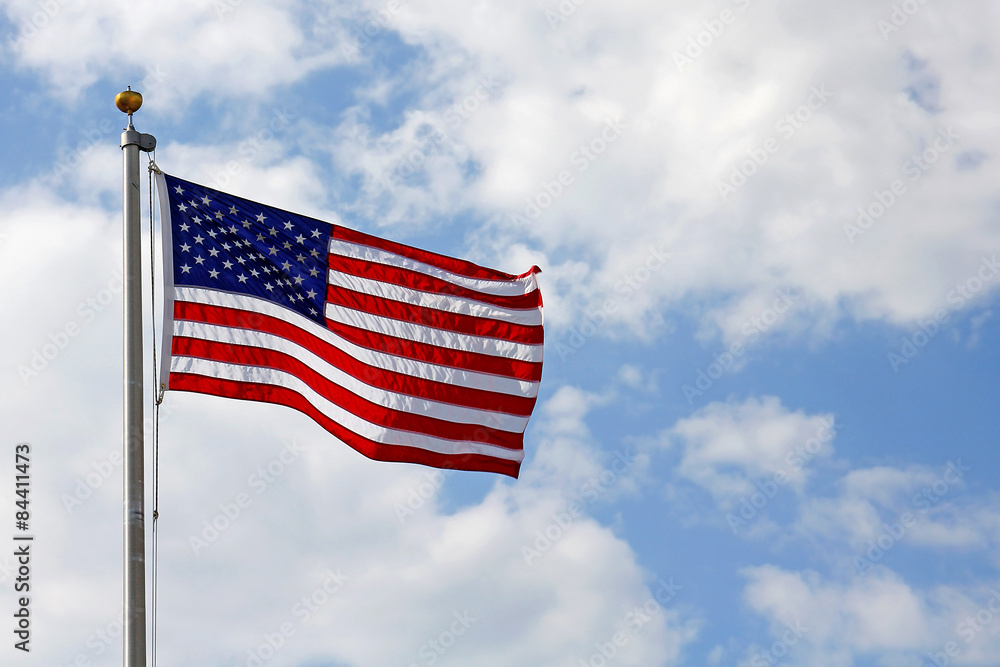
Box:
left=155, top=173, right=543, bottom=477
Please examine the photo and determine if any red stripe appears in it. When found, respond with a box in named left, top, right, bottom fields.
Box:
left=169, top=373, right=521, bottom=478
left=173, top=299, right=542, bottom=383
left=328, top=254, right=543, bottom=310
left=331, top=226, right=541, bottom=282
left=174, top=331, right=536, bottom=416
left=172, top=337, right=525, bottom=447
left=325, top=285, right=544, bottom=344
left=321, top=317, right=543, bottom=382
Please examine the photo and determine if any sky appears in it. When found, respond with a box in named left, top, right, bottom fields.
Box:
left=0, top=0, right=999, bottom=665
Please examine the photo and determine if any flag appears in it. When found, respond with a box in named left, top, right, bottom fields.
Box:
left=155, top=173, right=543, bottom=478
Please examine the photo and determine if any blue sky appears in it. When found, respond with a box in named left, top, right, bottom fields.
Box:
left=1, top=1, right=999, bottom=666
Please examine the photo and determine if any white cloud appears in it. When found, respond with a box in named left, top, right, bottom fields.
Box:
left=12, top=0, right=998, bottom=343
left=3, top=0, right=355, bottom=106
left=740, top=565, right=1000, bottom=665
left=318, top=0, right=1000, bottom=343
left=665, top=396, right=835, bottom=506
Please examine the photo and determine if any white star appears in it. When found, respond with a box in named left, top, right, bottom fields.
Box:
left=250, top=268, right=260, bottom=277
left=179, top=222, right=190, bottom=232
left=283, top=221, right=294, bottom=231
left=256, top=234, right=266, bottom=242
left=237, top=274, right=248, bottom=283
left=309, top=267, right=321, bottom=278
left=269, top=247, right=279, bottom=256
left=208, top=269, right=220, bottom=279
left=221, top=243, right=231, bottom=251
left=311, top=229, right=322, bottom=238
left=180, top=243, right=191, bottom=253
left=310, top=308, right=318, bottom=316
left=243, top=220, right=253, bottom=229
left=264, top=282, right=274, bottom=291
left=256, top=213, right=266, bottom=223
left=194, top=255, right=205, bottom=265
left=281, top=261, right=292, bottom=272
left=174, top=185, right=184, bottom=195
left=295, top=234, right=305, bottom=244
left=208, top=248, right=220, bottom=258
left=207, top=229, right=218, bottom=238
left=192, top=216, right=202, bottom=224
left=269, top=227, right=279, bottom=237
left=215, top=212, right=224, bottom=220
left=189, top=200, right=199, bottom=208
left=180, top=264, right=192, bottom=273
left=296, top=253, right=306, bottom=263
left=310, top=249, right=320, bottom=259
left=202, top=196, right=211, bottom=206
left=222, top=260, right=233, bottom=270
left=229, top=225, right=239, bottom=234
left=193, top=235, right=205, bottom=244
left=282, top=241, right=292, bottom=250
left=294, top=275, right=304, bottom=285
left=229, top=206, right=238, bottom=215
left=306, top=289, right=317, bottom=299
left=177, top=202, right=188, bottom=213
left=236, top=256, right=247, bottom=264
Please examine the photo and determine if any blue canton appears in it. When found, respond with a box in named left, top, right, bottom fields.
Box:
left=164, top=174, right=329, bottom=325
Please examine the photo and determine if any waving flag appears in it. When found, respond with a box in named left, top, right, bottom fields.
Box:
left=155, top=173, right=543, bottom=477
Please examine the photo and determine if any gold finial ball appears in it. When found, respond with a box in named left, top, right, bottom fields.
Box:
left=115, top=89, right=143, bottom=115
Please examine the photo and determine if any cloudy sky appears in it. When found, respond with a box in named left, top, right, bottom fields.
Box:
left=1, top=0, right=999, bottom=665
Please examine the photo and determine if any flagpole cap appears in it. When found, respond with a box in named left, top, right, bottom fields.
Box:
left=115, top=87, right=143, bottom=115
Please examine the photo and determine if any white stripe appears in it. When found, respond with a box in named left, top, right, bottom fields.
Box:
left=171, top=356, right=524, bottom=463
left=324, top=303, right=543, bottom=363
left=328, top=239, right=538, bottom=297
left=327, top=269, right=544, bottom=326
left=174, top=286, right=539, bottom=396
left=175, top=320, right=530, bottom=432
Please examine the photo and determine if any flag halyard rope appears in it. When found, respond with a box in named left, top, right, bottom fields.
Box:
left=147, top=158, right=161, bottom=667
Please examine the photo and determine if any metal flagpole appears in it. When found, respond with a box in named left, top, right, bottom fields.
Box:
left=116, top=88, right=156, bottom=667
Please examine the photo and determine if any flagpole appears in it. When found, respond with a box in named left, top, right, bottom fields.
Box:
left=116, top=88, right=155, bottom=667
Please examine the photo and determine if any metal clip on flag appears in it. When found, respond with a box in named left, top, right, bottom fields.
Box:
left=155, top=173, right=544, bottom=478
